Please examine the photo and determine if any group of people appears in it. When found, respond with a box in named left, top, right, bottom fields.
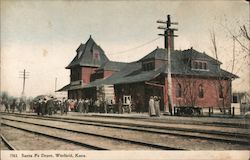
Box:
left=1, top=95, right=162, bottom=117
left=31, top=96, right=67, bottom=116
left=76, top=98, right=113, bottom=113
left=148, top=96, right=161, bottom=117
left=2, top=99, right=26, bottom=113
left=116, top=98, right=132, bottom=114
left=75, top=98, right=91, bottom=113
left=29, top=97, right=113, bottom=115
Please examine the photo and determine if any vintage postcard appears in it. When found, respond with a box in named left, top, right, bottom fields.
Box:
left=0, top=0, right=249, bottom=160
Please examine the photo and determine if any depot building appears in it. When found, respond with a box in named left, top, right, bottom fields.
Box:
left=58, top=35, right=238, bottom=113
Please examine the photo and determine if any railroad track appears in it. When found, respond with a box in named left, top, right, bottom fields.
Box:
left=3, top=112, right=248, bottom=129
left=2, top=113, right=249, bottom=144
left=83, top=114, right=250, bottom=129
left=1, top=116, right=182, bottom=150
left=1, top=134, right=16, bottom=150
left=1, top=113, right=250, bottom=149
left=1, top=123, right=108, bottom=150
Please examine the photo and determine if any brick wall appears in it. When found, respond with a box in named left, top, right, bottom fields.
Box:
left=81, top=67, right=98, bottom=84
left=164, top=76, right=232, bottom=109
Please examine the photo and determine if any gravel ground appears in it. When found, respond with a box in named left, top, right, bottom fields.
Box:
left=2, top=119, right=157, bottom=150
left=2, top=115, right=249, bottom=150
left=1, top=126, right=92, bottom=150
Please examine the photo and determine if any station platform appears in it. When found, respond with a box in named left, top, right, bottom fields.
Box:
left=66, top=112, right=250, bottom=127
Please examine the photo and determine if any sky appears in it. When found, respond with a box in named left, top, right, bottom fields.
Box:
left=1, top=0, right=249, bottom=97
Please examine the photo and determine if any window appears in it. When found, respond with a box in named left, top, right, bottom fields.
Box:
left=203, top=63, right=207, bottom=70
left=199, top=62, right=202, bottom=69
left=198, top=84, right=204, bottom=98
left=71, top=68, right=81, bottom=81
left=219, top=86, right=223, bottom=98
left=232, top=95, right=238, bottom=103
left=193, top=61, right=198, bottom=69
left=123, top=95, right=131, bottom=105
left=192, top=60, right=208, bottom=71
left=176, top=83, right=182, bottom=98
left=143, top=61, right=154, bottom=71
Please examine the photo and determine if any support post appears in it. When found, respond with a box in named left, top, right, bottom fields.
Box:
left=232, top=107, right=235, bottom=117
left=209, top=107, right=211, bottom=117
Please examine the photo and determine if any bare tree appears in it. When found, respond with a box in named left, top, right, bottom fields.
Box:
left=210, top=30, right=234, bottom=114
left=221, top=18, right=250, bottom=108
left=175, top=54, right=202, bottom=108
left=222, top=23, right=250, bottom=53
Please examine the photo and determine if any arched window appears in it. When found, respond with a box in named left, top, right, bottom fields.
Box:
left=198, top=84, right=204, bottom=98
left=194, top=62, right=198, bottom=69
left=199, top=62, right=203, bottom=69
left=176, top=83, right=182, bottom=98
left=203, top=63, right=207, bottom=70
left=219, top=85, right=223, bottom=98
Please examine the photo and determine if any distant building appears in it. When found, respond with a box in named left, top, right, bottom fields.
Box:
left=231, top=92, right=250, bottom=115
left=59, top=36, right=238, bottom=113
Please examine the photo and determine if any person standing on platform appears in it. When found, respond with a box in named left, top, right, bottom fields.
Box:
left=47, top=97, right=54, bottom=115
left=103, top=99, right=107, bottom=113
left=4, top=101, right=9, bottom=113
left=154, top=96, right=161, bottom=117
left=78, top=99, right=84, bottom=113
left=149, top=96, right=156, bottom=117
left=127, top=98, right=132, bottom=113
left=10, top=99, right=16, bottom=113
left=41, top=98, right=47, bottom=116
left=118, top=98, right=123, bottom=114
left=65, top=99, right=69, bottom=115
left=85, top=98, right=89, bottom=113
left=82, top=99, right=86, bottom=113
left=36, top=99, right=41, bottom=115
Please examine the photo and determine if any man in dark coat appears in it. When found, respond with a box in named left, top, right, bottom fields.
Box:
left=47, top=97, right=54, bottom=115
left=41, top=98, right=47, bottom=116
left=64, top=99, right=68, bottom=115
left=118, top=98, right=123, bottom=114
left=4, top=101, right=9, bottom=113
left=36, top=99, right=41, bottom=115
left=10, top=99, right=16, bottom=113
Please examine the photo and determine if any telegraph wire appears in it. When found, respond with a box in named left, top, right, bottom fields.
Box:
left=109, top=36, right=162, bottom=55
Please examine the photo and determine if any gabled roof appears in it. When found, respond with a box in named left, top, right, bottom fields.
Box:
left=140, top=47, right=221, bottom=64
left=97, top=61, right=128, bottom=71
left=170, top=48, right=238, bottom=79
left=87, top=62, right=142, bottom=87
left=181, top=48, right=222, bottom=65
left=59, top=47, right=238, bottom=91
left=139, top=47, right=167, bottom=61
left=66, top=36, right=109, bottom=69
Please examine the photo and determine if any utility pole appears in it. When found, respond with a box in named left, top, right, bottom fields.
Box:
left=55, top=77, right=57, bottom=92
left=157, top=15, right=178, bottom=116
left=19, top=69, right=29, bottom=97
